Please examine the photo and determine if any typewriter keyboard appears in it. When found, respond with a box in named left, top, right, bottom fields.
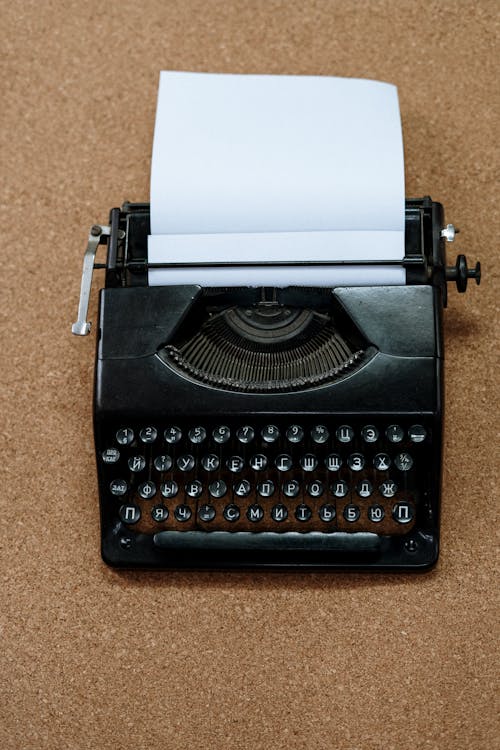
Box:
left=98, top=419, right=432, bottom=537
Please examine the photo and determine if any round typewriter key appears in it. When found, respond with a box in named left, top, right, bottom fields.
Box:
left=164, top=426, right=182, bottom=444
left=138, top=480, right=156, bottom=499
left=102, top=448, right=120, bottom=464
left=262, top=424, right=280, bottom=443
left=236, top=425, right=255, bottom=444
left=336, top=425, right=354, bottom=443
left=283, top=479, right=300, bottom=498
left=198, top=504, right=216, bottom=522
left=227, top=456, right=244, bottom=473
left=250, top=454, right=267, bottom=471
left=368, top=504, right=385, bottom=523
left=151, top=504, right=169, bottom=522
left=331, top=480, right=348, bottom=498
left=392, top=501, right=414, bottom=524
left=361, top=425, right=379, bottom=443
left=223, top=504, right=240, bottom=522
left=307, top=481, right=324, bottom=498
left=128, top=455, right=146, bottom=473
left=348, top=453, right=365, bottom=471
left=271, top=503, right=288, bottom=522
left=319, top=504, right=336, bottom=522
left=379, top=480, right=397, bottom=498
left=311, top=425, right=329, bottom=444
left=295, top=503, right=312, bottom=522
left=409, top=424, right=427, bottom=443
left=110, top=478, right=128, bottom=496
left=139, top=426, right=157, bottom=443
left=188, top=426, right=207, bottom=444
left=118, top=504, right=140, bottom=524
left=356, top=480, right=373, bottom=497
left=247, top=504, right=264, bottom=523
left=213, top=425, right=231, bottom=444
left=257, top=480, right=275, bottom=497
left=300, top=454, right=317, bottom=472
left=386, top=424, right=404, bottom=443
left=343, top=504, right=360, bottom=522
left=208, top=479, right=227, bottom=498
left=201, top=454, right=220, bottom=472
left=177, top=454, right=195, bottom=472
left=161, top=480, right=178, bottom=498
left=394, top=452, right=413, bottom=472
left=373, top=453, right=391, bottom=471
left=286, top=424, right=304, bottom=443
left=174, top=504, right=192, bottom=522
left=186, top=480, right=203, bottom=498
left=325, top=453, right=342, bottom=471
left=154, top=454, right=173, bottom=472
left=116, top=428, right=134, bottom=446
left=234, top=479, right=251, bottom=498
left=275, top=454, right=292, bottom=472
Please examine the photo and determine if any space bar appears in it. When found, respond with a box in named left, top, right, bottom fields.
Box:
left=153, top=530, right=381, bottom=553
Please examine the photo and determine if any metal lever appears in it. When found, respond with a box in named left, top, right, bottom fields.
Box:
left=71, top=224, right=110, bottom=335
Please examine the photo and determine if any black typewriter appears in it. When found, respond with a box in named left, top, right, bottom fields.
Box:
left=72, top=198, right=480, bottom=570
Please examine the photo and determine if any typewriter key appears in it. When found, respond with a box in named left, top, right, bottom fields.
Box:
left=361, top=425, right=379, bottom=443
left=325, top=453, right=342, bottom=471
left=356, top=480, right=373, bottom=498
left=139, top=426, right=157, bottom=443
left=186, top=480, right=203, bottom=498
left=343, top=504, right=360, bottom=522
left=336, top=425, right=354, bottom=443
left=394, top=452, right=413, bottom=472
left=223, top=504, right=240, bottom=522
left=118, top=504, right=140, bottom=524
left=275, top=454, right=292, bottom=472
left=177, top=454, right=195, bottom=472
left=236, top=425, right=254, bottom=444
left=250, top=454, right=267, bottom=471
left=102, top=448, right=120, bottom=464
left=348, top=453, right=365, bottom=471
left=286, top=425, right=304, bottom=443
left=300, top=454, right=317, bottom=472
left=154, top=454, right=173, bottom=472
left=409, top=425, right=427, bottom=443
left=392, top=502, right=414, bottom=524
left=189, top=426, right=207, bottom=444
left=110, top=479, right=128, bottom=496
left=247, top=504, right=264, bottom=522
left=271, top=504, right=288, bottom=522
left=164, top=426, right=182, bottom=444
left=331, top=480, right=348, bottom=498
left=262, top=424, right=280, bottom=443
left=198, top=504, right=216, bottom=522
left=307, top=481, right=324, bottom=498
left=368, top=504, right=385, bottom=522
left=295, top=504, right=312, bottom=522
left=116, top=428, right=134, bottom=445
left=282, top=480, right=300, bottom=498
left=151, top=505, right=169, bottom=522
left=128, top=455, right=146, bottom=473
left=208, top=479, right=227, bottom=498
left=311, top=425, right=329, bottom=444
left=234, top=480, right=251, bottom=498
left=379, top=480, right=397, bottom=498
left=257, top=480, right=275, bottom=497
left=213, top=425, right=231, bottom=444
left=373, top=453, right=391, bottom=471
left=386, top=424, right=404, bottom=443
left=319, top=504, right=336, bottom=522
left=138, top=481, right=156, bottom=499
left=201, top=454, right=220, bottom=472
left=174, top=504, right=192, bottom=522
left=161, top=480, right=178, bottom=498
left=227, top=456, right=244, bottom=473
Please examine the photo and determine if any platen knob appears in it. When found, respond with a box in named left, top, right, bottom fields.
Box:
left=446, top=254, right=481, bottom=293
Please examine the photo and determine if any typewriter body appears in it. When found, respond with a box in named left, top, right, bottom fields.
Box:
left=72, top=197, right=480, bottom=570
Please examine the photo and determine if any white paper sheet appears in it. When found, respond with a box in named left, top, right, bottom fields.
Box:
left=148, top=71, right=405, bottom=287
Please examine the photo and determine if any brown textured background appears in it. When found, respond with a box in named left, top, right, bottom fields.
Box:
left=1, top=1, right=499, bottom=748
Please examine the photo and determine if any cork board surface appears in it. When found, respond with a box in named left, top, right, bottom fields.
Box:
left=1, top=1, right=499, bottom=748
